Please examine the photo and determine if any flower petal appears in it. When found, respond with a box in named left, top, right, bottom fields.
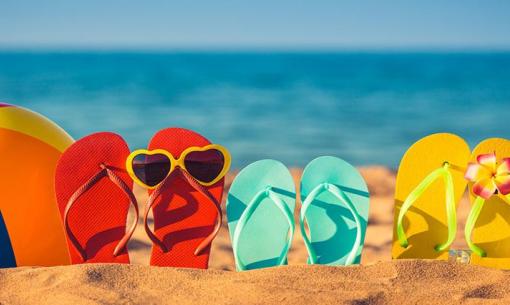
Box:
left=495, top=174, right=510, bottom=196
left=472, top=178, right=497, bottom=199
left=497, top=158, right=510, bottom=176
left=477, top=152, right=497, bottom=172
left=465, top=162, right=493, bottom=182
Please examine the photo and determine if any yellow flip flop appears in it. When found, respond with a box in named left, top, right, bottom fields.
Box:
left=464, top=138, right=510, bottom=269
left=392, top=133, right=470, bottom=259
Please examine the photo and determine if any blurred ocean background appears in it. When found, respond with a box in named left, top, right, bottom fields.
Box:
left=1, top=51, right=509, bottom=168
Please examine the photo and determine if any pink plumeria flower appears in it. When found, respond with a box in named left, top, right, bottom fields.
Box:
left=465, top=152, right=510, bottom=199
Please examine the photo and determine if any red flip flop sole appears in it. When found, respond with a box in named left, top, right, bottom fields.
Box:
left=147, top=128, right=224, bottom=268
left=55, top=132, right=134, bottom=264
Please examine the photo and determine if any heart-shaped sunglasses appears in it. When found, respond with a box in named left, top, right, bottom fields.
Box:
left=126, top=144, right=231, bottom=189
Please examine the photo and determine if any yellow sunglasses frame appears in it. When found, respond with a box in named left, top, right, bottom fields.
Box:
left=126, top=144, right=231, bottom=189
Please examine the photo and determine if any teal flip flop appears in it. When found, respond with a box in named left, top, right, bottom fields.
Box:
left=227, top=159, right=296, bottom=271
left=300, top=156, right=370, bottom=266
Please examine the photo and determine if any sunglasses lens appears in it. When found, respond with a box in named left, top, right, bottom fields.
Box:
left=132, top=153, right=171, bottom=187
left=184, top=149, right=225, bottom=183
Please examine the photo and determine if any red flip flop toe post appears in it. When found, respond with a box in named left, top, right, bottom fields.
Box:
left=145, top=128, right=225, bottom=268
left=55, top=132, right=138, bottom=264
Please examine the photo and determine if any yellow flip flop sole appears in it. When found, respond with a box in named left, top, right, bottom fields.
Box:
left=392, top=133, right=470, bottom=259
left=467, top=138, right=510, bottom=269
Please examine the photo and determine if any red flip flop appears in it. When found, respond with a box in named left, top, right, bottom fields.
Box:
left=144, top=128, right=224, bottom=268
left=55, top=132, right=138, bottom=264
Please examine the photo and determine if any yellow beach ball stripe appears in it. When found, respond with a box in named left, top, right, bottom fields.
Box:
left=0, top=105, right=73, bottom=152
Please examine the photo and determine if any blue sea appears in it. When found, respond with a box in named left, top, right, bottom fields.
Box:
left=0, top=51, right=509, bottom=168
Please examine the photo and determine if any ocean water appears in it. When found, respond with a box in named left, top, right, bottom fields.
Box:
left=0, top=51, right=509, bottom=168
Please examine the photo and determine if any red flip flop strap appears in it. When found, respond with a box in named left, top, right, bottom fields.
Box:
left=64, top=164, right=138, bottom=262
left=144, top=171, right=176, bottom=253
left=143, top=169, right=223, bottom=256
left=103, top=167, right=139, bottom=257
left=178, top=169, right=222, bottom=256
left=64, top=168, right=107, bottom=261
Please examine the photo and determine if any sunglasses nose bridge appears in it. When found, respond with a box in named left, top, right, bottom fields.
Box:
left=173, top=165, right=189, bottom=176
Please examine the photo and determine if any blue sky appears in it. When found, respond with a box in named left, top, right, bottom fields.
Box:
left=1, top=0, right=510, bottom=49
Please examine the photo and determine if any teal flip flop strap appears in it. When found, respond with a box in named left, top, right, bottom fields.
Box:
left=396, top=163, right=456, bottom=251
left=232, top=186, right=295, bottom=271
left=464, top=196, right=487, bottom=257
left=300, top=183, right=362, bottom=265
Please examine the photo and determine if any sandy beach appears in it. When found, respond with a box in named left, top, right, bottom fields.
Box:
left=3, top=260, right=510, bottom=305
left=0, top=166, right=508, bottom=305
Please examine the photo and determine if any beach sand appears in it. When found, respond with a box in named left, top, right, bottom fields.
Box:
left=1, top=167, right=508, bottom=304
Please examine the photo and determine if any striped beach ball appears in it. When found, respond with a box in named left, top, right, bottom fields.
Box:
left=0, top=103, right=73, bottom=267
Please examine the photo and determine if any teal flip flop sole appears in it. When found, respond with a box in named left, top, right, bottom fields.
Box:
left=227, top=159, right=296, bottom=271
left=300, top=156, right=370, bottom=265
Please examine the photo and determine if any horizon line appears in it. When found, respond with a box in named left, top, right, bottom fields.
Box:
left=1, top=45, right=510, bottom=53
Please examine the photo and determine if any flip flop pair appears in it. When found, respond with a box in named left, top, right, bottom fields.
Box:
left=392, top=133, right=510, bottom=269
left=55, top=128, right=230, bottom=268
left=227, top=157, right=370, bottom=271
